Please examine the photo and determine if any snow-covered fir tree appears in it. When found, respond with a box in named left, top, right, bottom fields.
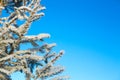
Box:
left=0, top=0, right=69, bottom=80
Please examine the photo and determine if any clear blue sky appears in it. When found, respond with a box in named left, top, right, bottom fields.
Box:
left=11, top=0, right=120, bottom=80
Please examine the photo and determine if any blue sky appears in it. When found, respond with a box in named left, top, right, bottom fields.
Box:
left=11, top=0, right=120, bottom=80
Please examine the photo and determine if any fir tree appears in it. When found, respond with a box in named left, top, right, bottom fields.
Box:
left=0, top=0, right=69, bottom=80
